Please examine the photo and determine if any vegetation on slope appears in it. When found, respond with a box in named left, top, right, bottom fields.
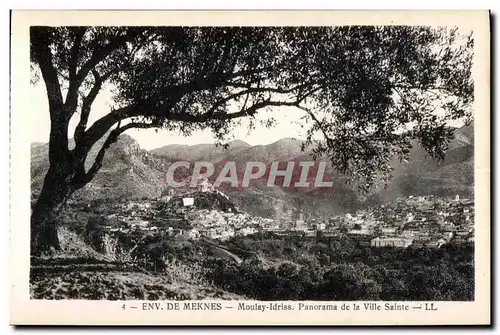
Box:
left=29, top=227, right=244, bottom=300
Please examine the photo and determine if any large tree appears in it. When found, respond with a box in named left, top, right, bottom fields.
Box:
left=30, top=26, right=473, bottom=254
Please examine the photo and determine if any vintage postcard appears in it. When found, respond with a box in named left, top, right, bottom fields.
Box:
left=10, top=10, right=490, bottom=325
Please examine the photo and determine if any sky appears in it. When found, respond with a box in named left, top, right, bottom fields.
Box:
left=29, top=26, right=473, bottom=152
left=30, top=74, right=469, bottom=151
left=29, top=82, right=310, bottom=150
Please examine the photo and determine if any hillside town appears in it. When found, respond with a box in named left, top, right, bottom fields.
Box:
left=82, top=176, right=474, bottom=250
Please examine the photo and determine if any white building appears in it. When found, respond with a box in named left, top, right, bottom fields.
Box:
left=400, top=230, right=415, bottom=238
left=315, top=223, right=326, bottom=231
left=304, top=230, right=317, bottom=237
left=371, top=237, right=413, bottom=248
left=182, top=197, right=194, bottom=207
left=198, top=178, right=214, bottom=193
left=380, top=227, right=397, bottom=235
left=236, top=227, right=257, bottom=236
left=348, top=229, right=372, bottom=236
left=187, top=229, right=200, bottom=239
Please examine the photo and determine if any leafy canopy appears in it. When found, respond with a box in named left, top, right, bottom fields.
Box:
left=30, top=26, right=473, bottom=191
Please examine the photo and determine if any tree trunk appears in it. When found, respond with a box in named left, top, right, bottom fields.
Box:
left=30, top=166, right=75, bottom=255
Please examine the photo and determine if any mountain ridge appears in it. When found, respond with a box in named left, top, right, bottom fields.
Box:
left=31, top=125, right=474, bottom=218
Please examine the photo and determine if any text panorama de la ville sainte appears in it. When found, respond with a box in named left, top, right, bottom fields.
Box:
left=134, top=302, right=438, bottom=312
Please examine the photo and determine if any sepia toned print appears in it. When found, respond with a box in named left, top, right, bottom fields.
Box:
left=10, top=10, right=490, bottom=325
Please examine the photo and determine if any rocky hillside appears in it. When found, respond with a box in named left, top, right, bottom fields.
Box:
left=31, top=125, right=474, bottom=218
left=377, top=124, right=474, bottom=202
left=150, top=139, right=251, bottom=163
left=151, top=125, right=474, bottom=216
left=31, top=134, right=173, bottom=202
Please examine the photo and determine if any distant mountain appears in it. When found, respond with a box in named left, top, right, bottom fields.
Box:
left=150, top=139, right=251, bottom=162
left=377, top=124, right=474, bottom=202
left=31, top=125, right=474, bottom=218
left=450, top=123, right=474, bottom=148
left=216, top=138, right=304, bottom=164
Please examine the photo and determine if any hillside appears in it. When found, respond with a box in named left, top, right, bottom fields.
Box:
left=377, top=124, right=474, bottom=202
left=150, top=139, right=251, bottom=163
left=29, top=227, right=244, bottom=300
left=31, top=125, right=474, bottom=217
left=205, top=127, right=473, bottom=216
left=31, top=134, right=173, bottom=202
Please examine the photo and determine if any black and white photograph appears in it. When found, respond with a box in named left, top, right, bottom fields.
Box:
left=9, top=9, right=490, bottom=326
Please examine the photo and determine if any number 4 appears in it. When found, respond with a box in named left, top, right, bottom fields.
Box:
left=122, top=304, right=126, bottom=310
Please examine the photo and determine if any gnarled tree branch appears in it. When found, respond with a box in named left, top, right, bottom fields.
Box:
left=74, top=69, right=114, bottom=144
left=30, top=27, right=69, bottom=164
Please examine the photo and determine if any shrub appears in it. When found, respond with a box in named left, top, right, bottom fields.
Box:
left=55, top=226, right=109, bottom=260
left=163, top=258, right=210, bottom=286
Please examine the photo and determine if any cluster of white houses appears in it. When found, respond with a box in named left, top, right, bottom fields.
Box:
left=96, top=187, right=474, bottom=249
